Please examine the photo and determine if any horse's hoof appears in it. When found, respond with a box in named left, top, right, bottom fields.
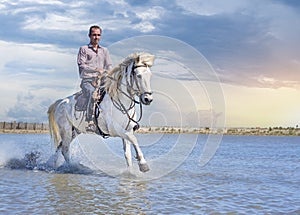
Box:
left=139, top=163, right=150, bottom=172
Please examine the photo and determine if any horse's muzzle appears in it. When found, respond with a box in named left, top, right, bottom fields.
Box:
left=140, top=92, right=153, bottom=105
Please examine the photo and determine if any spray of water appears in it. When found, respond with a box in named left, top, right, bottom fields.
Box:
left=0, top=142, right=24, bottom=168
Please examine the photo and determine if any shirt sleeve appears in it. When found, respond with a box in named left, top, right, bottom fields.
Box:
left=103, top=48, right=113, bottom=71
left=77, top=46, right=99, bottom=79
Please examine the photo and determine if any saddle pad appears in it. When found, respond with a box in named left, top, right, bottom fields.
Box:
left=75, top=92, right=88, bottom=111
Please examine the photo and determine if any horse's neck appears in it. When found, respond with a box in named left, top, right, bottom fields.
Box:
left=107, top=62, right=136, bottom=108
left=118, top=75, right=135, bottom=107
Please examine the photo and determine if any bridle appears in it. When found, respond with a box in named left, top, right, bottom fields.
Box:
left=94, top=61, right=152, bottom=137
left=126, top=63, right=153, bottom=100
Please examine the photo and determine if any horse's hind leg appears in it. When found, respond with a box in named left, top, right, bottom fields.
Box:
left=61, top=139, right=72, bottom=164
left=45, top=142, right=62, bottom=169
left=60, top=126, right=73, bottom=164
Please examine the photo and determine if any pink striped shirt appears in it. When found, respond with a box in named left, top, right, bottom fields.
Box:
left=77, top=44, right=113, bottom=79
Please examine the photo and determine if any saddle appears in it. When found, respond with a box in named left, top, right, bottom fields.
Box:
left=74, top=91, right=88, bottom=111
left=75, top=87, right=106, bottom=112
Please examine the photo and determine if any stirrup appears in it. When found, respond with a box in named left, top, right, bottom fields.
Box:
left=86, top=123, right=96, bottom=133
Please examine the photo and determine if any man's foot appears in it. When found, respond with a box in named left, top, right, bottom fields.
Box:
left=86, top=123, right=96, bottom=133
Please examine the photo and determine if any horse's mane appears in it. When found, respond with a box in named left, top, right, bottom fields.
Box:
left=104, top=52, right=155, bottom=99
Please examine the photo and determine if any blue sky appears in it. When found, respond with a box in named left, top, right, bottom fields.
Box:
left=0, top=0, right=299, bottom=127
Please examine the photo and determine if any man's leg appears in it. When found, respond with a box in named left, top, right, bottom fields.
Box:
left=81, top=80, right=96, bottom=132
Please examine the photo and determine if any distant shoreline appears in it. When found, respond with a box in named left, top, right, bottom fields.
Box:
left=0, top=129, right=49, bottom=134
left=1, top=124, right=299, bottom=136
left=0, top=122, right=49, bottom=134
left=137, top=127, right=300, bottom=136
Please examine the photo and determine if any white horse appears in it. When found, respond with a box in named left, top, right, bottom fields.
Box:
left=48, top=52, right=155, bottom=172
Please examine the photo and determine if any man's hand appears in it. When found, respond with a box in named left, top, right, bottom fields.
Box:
left=98, top=68, right=109, bottom=79
left=96, top=68, right=104, bottom=74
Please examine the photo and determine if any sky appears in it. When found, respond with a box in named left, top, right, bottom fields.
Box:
left=0, top=0, right=299, bottom=128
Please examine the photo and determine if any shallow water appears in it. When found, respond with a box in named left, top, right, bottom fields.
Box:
left=0, top=133, right=299, bottom=214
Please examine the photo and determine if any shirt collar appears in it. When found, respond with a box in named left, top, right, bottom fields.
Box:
left=88, top=43, right=101, bottom=49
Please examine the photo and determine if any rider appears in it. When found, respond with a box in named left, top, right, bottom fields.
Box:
left=77, top=25, right=113, bottom=132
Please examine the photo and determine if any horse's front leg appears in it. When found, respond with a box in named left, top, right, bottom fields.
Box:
left=126, top=133, right=149, bottom=172
left=122, top=139, right=133, bottom=169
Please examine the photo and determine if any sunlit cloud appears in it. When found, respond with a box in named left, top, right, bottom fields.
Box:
left=256, top=75, right=299, bottom=89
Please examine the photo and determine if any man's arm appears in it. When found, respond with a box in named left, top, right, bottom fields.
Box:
left=103, top=48, right=113, bottom=71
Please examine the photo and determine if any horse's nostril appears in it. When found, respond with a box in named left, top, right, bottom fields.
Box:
left=142, top=97, right=153, bottom=105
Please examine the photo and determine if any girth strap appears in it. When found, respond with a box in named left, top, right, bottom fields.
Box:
left=94, top=90, right=110, bottom=138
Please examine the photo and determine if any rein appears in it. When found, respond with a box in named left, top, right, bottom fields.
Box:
left=94, top=62, right=148, bottom=135
left=111, top=63, right=147, bottom=130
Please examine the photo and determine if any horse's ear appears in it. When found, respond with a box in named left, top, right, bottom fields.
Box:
left=145, top=54, right=155, bottom=67
left=135, top=55, right=141, bottom=64
left=136, top=54, right=155, bottom=66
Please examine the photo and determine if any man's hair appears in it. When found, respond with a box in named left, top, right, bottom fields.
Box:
left=89, top=25, right=102, bottom=36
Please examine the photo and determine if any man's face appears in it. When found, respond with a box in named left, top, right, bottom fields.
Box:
left=89, top=28, right=101, bottom=46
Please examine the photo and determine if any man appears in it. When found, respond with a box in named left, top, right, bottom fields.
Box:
left=77, top=25, right=113, bottom=132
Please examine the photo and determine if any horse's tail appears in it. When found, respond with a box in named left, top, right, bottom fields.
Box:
left=48, top=99, right=63, bottom=148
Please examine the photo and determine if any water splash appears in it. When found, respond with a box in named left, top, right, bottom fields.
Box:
left=4, top=151, right=40, bottom=170
left=0, top=142, right=24, bottom=168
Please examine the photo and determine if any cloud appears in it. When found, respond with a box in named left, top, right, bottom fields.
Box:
left=2, top=0, right=298, bottom=87
left=171, top=0, right=300, bottom=88
left=176, top=0, right=252, bottom=16
left=6, top=92, right=51, bottom=123
left=0, top=40, right=80, bottom=121
left=0, top=0, right=299, bottom=125
left=255, top=75, right=300, bottom=89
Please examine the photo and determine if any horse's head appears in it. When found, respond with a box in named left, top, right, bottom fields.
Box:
left=105, top=52, right=155, bottom=105
left=132, top=53, right=155, bottom=105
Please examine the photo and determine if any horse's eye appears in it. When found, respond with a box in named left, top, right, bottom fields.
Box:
left=137, top=74, right=142, bottom=78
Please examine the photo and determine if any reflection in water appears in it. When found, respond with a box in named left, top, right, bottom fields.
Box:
left=46, top=172, right=151, bottom=214
left=47, top=173, right=96, bottom=214
left=116, top=179, right=150, bottom=214
left=1, top=134, right=300, bottom=214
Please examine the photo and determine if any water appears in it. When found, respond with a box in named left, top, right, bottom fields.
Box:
left=0, top=133, right=299, bottom=214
